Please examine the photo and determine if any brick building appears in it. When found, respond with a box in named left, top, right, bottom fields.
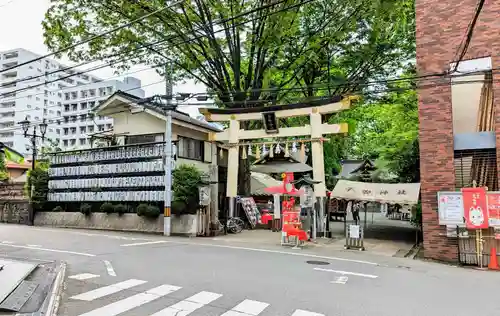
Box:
left=417, top=0, right=500, bottom=261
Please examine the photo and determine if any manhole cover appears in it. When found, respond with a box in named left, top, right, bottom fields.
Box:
left=306, top=260, right=330, bottom=265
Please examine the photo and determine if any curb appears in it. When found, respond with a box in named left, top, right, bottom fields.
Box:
left=44, top=261, right=66, bottom=316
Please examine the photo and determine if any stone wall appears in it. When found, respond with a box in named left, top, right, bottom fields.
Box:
left=416, top=0, right=500, bottom=261
left=34, top=212, right=199, bottom=236
left=0, top=183, right=29, bottom=224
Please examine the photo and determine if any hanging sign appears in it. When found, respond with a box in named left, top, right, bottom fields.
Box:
left=462, top=187, right=489, bottom=230
left=300, top=185, right=315, bottom=208
left=198, top=186, right=211, bottom=206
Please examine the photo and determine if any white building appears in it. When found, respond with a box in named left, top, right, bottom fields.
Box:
left=0, top=48, right=144, bottom=153
left=59, top=77, right=144, bottom=149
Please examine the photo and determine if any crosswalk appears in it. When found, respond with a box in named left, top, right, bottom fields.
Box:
left=68, top=277, right=325, bottom=316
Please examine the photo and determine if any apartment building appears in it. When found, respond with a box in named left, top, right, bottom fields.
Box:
left=59, top=77, right=144, bottom=149
left=0, top=48, right=144, bottom=153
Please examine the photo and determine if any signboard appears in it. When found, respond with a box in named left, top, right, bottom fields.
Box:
left=198, top=186, right=211, bottom=206
left=300, top=185, right=315, bottom=208
left=487, top=193, right=500, bottom=226
left=462, top=187, right=489, bottom=230
left=438, top=192, right=464, bottom=225
left=47, top=143, right=166, bottom=202
left=349, top=224, right=360, bottom=239
left=240, top=197, right=261, bottom=228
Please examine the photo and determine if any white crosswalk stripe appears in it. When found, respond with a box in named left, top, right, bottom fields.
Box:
left=69, top=278, right=325, bottom=316
left=220, top=299, right=270, bottom=316
left=70, top=279, right=147, bottom=301
left=77, top=284, right=180, bottom=316
left=149, top=291, right=222, bottom=316
left=291, top=310, right=325, bottom=316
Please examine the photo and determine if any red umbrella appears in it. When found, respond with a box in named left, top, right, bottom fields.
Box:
left=264, top=172, right=304, bottom=196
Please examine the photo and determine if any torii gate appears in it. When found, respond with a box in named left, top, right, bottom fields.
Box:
left=200, top=95, right=357, bottom=225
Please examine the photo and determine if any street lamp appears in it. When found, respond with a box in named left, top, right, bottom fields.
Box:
left=19, top=116, right=47, bottom=226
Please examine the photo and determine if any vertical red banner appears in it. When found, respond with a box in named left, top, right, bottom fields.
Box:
left=462, top=187, right=489, bottom=229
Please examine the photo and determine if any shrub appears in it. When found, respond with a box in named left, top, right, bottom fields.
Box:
left=145, top=205, right=161, bottom=219
left=114, top=204, right=127, bottom=215
left=52, top=205, right=63, bottom=212
left=100, top=202, right=114, bottom=214
left=80, top=203, right=92, bottom=216
left=172, top=164, right=203, bottom=215
left=25, top=164, right=49, bottom=211
left=136, top=204, right=161, bottom=219
left=136, top=203, right=149, bottom=217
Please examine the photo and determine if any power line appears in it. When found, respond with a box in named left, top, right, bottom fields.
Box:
left=1, top=0, right=298, bottom=99
left=450, top=0, right=486, bottom=73
left=2, top=74, right=497, bottom=136
left=0, top=0, right=185, bottom=74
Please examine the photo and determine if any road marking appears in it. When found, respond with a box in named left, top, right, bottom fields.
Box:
left=69, top=273, right=100, bottom=281
left=77, top=284, right=180, bottom=316
left=103, top=260, right=116, bottom=276
left=1, top=241, right=13, bottom=244
left=120, top=240, right=169, bottom=247
left=31, top=228, right=151, bottom=241
left=70, top=279, right=147, bottom=301
left=200, top=244, right=378, bottom=265
left=313, top=267, right=378, bottom=279
left=330, top=276, right=349, bottom=284
left=26, top=244, right=41, bottom=247
left=291, top=310, right=325, bottom=316
left=221, top=299, right=269, bottom=316
left=0, top=243, right=95, bottom=257
left=149, top=291, right=222, bottom=316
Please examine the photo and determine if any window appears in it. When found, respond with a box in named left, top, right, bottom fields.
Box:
left=70, top=139, right=76, bottom=146
left=125, top=133, right=164, bottom=145
left=80, top=126, right=86, bottom=133
left=63, top=140, right=68, bottom=146
left=70, top=127, right=76, bottom=134
left=178, top=137, right=203, bottom=161
left=88, top=125, right=94, bottom=133
left=79, top=138, right=86, bottom=145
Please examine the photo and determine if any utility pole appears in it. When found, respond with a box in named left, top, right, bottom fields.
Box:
left=164, top=62, right=174, bottom=236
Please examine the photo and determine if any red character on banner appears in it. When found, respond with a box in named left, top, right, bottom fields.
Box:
left=462, top=187, right=489, bottom=229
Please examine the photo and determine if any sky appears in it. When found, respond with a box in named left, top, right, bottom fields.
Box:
left=0, top=0, right=207, bottom=117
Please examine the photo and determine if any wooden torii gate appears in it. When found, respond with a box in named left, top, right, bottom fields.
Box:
left=200, top=95, right=357, bottom=229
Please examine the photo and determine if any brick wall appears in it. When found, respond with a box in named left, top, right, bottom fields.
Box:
left=416, top=0, right=500, bottom=261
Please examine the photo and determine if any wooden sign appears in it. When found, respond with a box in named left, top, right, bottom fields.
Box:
left=240, top=197, right=261, bottom=228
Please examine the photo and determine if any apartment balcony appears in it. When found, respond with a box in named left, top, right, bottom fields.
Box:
left=1, top=70, right=17, bottom=80
left=0, top=101, right=15, bottom=109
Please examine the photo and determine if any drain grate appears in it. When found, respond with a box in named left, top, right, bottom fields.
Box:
left=306, top=260, right=330, bottom=265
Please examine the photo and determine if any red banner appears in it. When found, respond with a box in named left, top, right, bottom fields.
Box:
left=462, top=187, right=489, bottom=229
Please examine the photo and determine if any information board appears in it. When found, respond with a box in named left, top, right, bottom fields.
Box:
left=487, top=193, right=500, bottom=226
left=240, top=197, right=261, bottom=228
left=438, top=191, right=464, bottom=225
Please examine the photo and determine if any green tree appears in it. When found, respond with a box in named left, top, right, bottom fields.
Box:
left=43, top=0, right=414, bottom=194
left=325, top=65, right=419, bottom=182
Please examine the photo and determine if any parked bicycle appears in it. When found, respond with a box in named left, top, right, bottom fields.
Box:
left=216, top=217, right=245, bottom=234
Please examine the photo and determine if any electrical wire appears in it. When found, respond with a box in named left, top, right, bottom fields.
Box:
left=0, top=0, right=302, bottom=99
left=450, top=0, right=486, bottom=73
left=0, top=0, right=185, bottom=74
left=2, top=74, right=497, bottom=137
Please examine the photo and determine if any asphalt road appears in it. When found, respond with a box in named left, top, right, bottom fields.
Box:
left=1, top=224, right=500, bottom=316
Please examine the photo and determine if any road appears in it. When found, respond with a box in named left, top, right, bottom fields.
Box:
left=1, top=224, right=499, bottom=316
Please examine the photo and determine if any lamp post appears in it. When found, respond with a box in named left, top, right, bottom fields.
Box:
left=19, top=116, right=47, bottom=226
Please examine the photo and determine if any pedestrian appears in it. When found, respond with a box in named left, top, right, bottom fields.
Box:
left=352, top=201, right=361, bottom=225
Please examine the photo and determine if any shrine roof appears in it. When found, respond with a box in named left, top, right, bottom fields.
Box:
left=199, top=95, right=342, bottom=115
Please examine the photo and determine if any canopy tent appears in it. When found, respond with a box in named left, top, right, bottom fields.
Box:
left=330, top=180, right=421, bottom=205
left=251, top=172, right=283, bottom=196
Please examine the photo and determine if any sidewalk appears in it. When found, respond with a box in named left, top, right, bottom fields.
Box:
left=210, top=229, right=415, bottom=258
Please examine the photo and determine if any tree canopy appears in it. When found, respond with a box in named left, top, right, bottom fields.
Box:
left=43, top=0, right=415, bottom=105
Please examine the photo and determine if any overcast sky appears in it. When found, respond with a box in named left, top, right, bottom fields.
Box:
left=0, top=0, right=207, bottom=117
